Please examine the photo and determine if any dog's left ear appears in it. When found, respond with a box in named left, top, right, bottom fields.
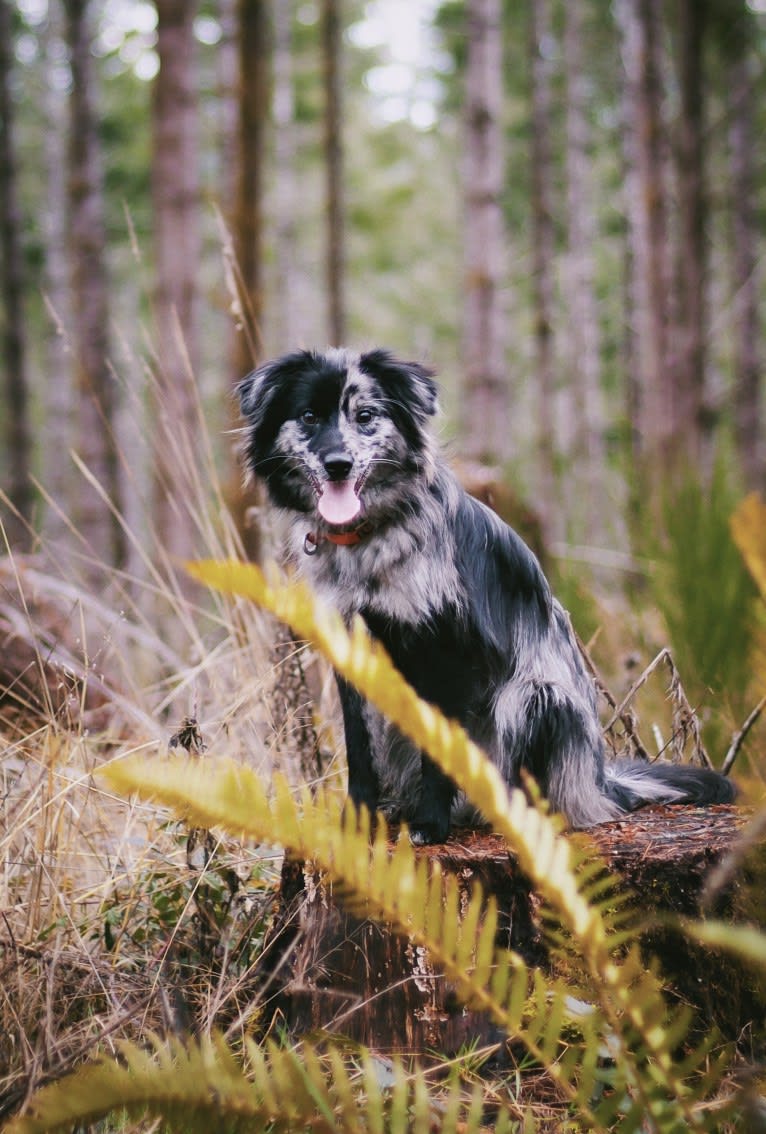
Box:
left=359, top=350, right=438, bottom=421
left=236, top=359, right=280, bottom=428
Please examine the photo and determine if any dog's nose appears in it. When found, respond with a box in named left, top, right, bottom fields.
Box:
left=323, top=452, right=353, bottom=481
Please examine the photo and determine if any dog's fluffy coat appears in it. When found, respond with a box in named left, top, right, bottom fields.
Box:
left=238, top=347, right=735, bottom=844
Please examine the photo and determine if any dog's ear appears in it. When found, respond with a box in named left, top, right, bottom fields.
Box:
left=237, top=359, right=280, bottom=427
left=359, top=350, right=438, bottom=421
left=238, top=350, right=317, bottom=428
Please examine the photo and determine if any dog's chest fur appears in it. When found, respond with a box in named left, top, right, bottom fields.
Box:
left=284, top=479, right=464, bottom=625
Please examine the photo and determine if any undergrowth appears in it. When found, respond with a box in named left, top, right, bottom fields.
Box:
left=1, top=368, right=765, bottom=1131
left=1, top=543, right=764, bottom=1133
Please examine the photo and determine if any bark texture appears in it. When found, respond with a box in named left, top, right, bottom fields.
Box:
left=616, top=0, right=672, bottom=474
left=529, top=0, right=558, bottom=540
left=461, top=0, right=508, bottom=464
left=322, top=0, right=345, bottom=346
left=674, top=0, right=710, bottom=466
left=265, top=805, right=758, bottom=1056
left=562, top=2, right=608, bottom=543
left=0, top=0, right=33, bottom=547
left=64, top=0, right=123, bottom=566
left=232, top=0, right=270, bottom=377
left=151, top=0, right=202, bottom=563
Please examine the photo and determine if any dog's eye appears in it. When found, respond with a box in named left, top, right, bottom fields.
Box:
left=356, top=408, right=374, bottom=426
left=301, top=409, right=317, bottom=427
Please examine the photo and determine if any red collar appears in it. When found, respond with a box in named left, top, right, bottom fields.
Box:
left=304, top=520, right=373, bottom=554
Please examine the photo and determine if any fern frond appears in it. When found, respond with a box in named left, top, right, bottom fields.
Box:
left=97, top=559, right=732, bottom=1130
left=4, top=1033, right=500, bottom=1134
left=677, top=917, right=766, bottom=966
left=182, top=559, right=604, bottom=948
left=731, top=492, right=766, bottom=599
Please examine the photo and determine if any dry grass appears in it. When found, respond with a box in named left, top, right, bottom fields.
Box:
left=0, top=551, right=272, bottom=1114
left=0, top=446, right=346, bottom=1123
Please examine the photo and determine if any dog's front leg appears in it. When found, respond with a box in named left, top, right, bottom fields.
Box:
left=336, top=674, right=380, bottom=821
left=408, top=756, right=455, bottom=846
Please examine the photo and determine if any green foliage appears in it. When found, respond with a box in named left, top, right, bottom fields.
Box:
left=96, top=826, right=272, bottom=975
left=549, top=561, right=602, bottom=646
left=7, top=560, right=762, bottom=1132
left=639, top=465, right=757, bottom=745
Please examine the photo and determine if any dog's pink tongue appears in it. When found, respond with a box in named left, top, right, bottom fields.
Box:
left=317, top=481, right=362, bottom=526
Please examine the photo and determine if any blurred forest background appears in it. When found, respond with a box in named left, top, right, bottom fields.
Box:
left=1, top=0, right=765, bottom=750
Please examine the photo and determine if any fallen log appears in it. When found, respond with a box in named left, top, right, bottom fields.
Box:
left=264, top=804, right=764, bottom=1055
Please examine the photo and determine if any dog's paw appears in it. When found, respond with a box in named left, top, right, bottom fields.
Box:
left=407, top=818, right=450, bottom=846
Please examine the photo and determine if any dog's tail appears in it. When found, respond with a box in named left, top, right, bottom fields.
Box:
left=602, top=758, right=736, bottom=814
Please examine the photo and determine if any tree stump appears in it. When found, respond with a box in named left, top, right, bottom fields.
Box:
left=264, top=804, right=764, bottom=1055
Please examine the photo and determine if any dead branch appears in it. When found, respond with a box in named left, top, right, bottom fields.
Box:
left=722, top=692, right=766, bottom=776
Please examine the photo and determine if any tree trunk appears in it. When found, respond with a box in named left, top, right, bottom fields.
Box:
left=265, top=806, right=755, bottom=1055
left=151, top=0, right=202, bottom=564
left=217, top=0, right=240, bottom=224
left=562, top=1, right=607, bottom=544
left=273, top=0, right=299, bottom=351
left=232, top=0, right=270, bottom=378
left=726, top=4, right=763, bottom=491
left=321, top=0, right=345, bottom=346
left=674, top=0, right=710, bottom=469
left=63, top=0, right=124, bottom=567
left=529, top=0, right=558, bottom=543
left=42, top=3, right=73, bottom=545
left=460, top=0, right=508, bottom=465
left=615, top=0, right=673, bottom=479
left=0, top=0, right=33, bottom=549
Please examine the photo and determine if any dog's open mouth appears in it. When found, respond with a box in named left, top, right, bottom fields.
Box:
left=317, top=480, right=362, bottom=527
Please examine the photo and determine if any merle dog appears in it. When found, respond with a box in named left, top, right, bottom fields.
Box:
left=238, top=347, right=735, bottom=845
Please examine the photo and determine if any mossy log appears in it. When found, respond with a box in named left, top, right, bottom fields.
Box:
left=263, top=804, right=765, bottom=1056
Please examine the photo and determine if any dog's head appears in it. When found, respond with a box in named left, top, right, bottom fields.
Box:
left=237, top=348, right=438, bottom=525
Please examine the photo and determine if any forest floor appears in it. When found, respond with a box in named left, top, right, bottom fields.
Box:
left=0, top=543, right=763, bottom=1131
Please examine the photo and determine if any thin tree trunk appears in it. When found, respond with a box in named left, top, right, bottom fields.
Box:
left=562, top=0, right=607, bottom=543
left=151, top=0, right=202, bottom=563
left=232, top=0, right=269, bottom=377
left=42, top=3, right=73, bottom=542
left=273, top=0, right=299, bottom=350
left=63, top=0, right=124, bottom=566
left=615, top=0, right=672, bottom=478
left=461, top=0, right=508, bottom=465
left=675, top=0, right=710, bottom=468
left=727, top=5, right=762, bottom=490
left=529, top=0, right=558, bottom=543
left=0, top=0, right=33, bottom=548
left=217, top=0, right=240, bottom=223
left=321, top=0, right=345, bottom=346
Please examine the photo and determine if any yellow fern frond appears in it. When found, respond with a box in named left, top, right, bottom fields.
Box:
left=3, top=1032, right=495, bottom=1134
left=731, top=492, right=766, bottom=600
left=96, top=560, right=731, bottom=1130
left=183, top=558, right=599, bottom=945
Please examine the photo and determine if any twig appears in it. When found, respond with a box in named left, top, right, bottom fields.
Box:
left=603, top=648, right=671, bottom=734
left=575, top=630, right=651, bottom=762
left=601, top=647, right=711, bottom=768
left=722, top=692, right=766, bottom=776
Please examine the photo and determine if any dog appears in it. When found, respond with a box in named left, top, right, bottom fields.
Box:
left=238, top=347, right=736, bottom=845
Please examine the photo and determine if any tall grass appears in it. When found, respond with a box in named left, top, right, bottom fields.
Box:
left=638, top=462, right=759, bottom=759
left=0, top=350, right=344, bottom=1117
